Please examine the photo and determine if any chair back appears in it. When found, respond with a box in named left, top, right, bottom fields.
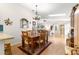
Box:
left=40, top=31, right=46, bottom=40
left=22, top=31, right=28, bottom=37
left=22, top=31, right=31, bottom=44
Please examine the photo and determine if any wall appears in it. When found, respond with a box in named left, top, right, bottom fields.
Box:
left=64, top=22, right=71, bottom=46
left=0, top=3, right=34, bottom=45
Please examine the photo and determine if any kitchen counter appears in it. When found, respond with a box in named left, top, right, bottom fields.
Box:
left=0, top=33, right=14, bottom=55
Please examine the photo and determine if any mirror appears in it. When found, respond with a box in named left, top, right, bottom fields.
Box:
left=20, top=18, right=29, bottom=28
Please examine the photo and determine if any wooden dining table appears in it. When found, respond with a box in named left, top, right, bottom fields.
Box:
left=20, top=30, right=49, bottom=54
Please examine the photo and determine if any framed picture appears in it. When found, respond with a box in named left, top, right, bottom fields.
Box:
left=0, top=25, right=3, bottom=32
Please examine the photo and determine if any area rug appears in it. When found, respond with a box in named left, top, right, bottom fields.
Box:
left=18, top=42, right=52, bottom=55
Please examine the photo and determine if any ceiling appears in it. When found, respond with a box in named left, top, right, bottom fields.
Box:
left=22, top=3, right=76, bottom=19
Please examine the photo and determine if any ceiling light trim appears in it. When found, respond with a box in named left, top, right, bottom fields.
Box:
left=48, top=13, right=66, bottom=17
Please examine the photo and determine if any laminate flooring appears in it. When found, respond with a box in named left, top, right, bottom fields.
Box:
left=11, top=35, right=65, bottom=55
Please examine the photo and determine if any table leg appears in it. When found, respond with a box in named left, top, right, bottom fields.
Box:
left=22, top=36, right=26, bottom=48
left=46, top=32, right=48, bottom=43
left=31, top=38, right=35, bottom=53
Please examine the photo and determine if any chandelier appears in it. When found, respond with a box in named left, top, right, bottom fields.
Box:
left=33, top=5, right=40, bottom=20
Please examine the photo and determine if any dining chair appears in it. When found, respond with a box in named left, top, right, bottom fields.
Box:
left=37, top=30, right=46, bottom=48
left=22, top=31, right=31, bottom=48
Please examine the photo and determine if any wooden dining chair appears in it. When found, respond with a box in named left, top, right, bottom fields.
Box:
left=37, top=30, right=46, bottom=48
left=22, top=31, right=31, bottom=48
left=44, top=30, right=48, bottom=43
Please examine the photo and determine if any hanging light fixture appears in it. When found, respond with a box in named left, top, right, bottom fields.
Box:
left=33, top=5, right=40, bottom=20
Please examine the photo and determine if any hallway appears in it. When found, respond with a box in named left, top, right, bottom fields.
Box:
left=11, top=35, right=65, bottom=55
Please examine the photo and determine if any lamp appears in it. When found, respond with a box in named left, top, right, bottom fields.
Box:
left=33, top=5, right=40, bottom=20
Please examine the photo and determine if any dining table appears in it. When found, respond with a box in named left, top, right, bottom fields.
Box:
left=20, top=30, right=49, bottom=54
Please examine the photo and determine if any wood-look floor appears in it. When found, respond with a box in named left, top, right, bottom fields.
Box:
left=11, top=35, right=65, bottom=55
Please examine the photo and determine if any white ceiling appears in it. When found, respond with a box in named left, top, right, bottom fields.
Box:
left=22, top=3, right=76, bottom=19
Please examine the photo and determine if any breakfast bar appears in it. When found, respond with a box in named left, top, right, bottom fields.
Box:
left=0, top=33, right=14, bottom=55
